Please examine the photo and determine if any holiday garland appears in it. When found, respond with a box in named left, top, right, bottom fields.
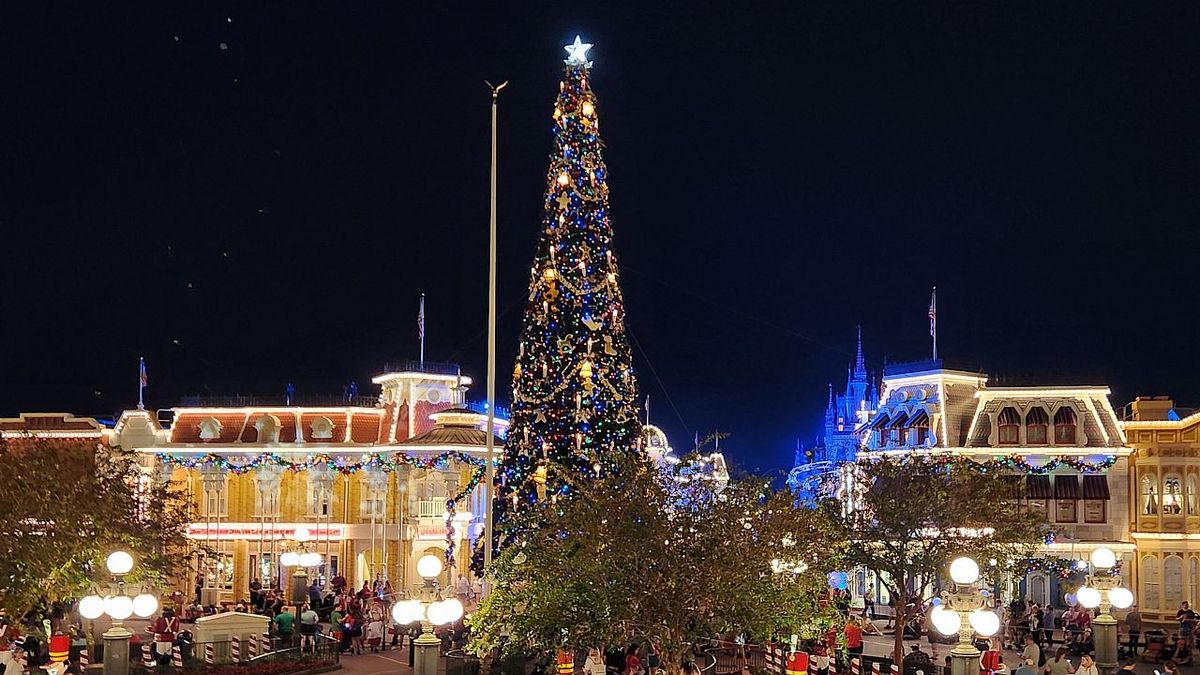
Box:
left=919, top=454, right=1118, bottom=475
left=156, top=450, right=487, bottom=504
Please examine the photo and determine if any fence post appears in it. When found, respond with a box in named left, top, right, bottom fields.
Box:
left=231, top=636, right=241, bottom=663
left=77, top=647, right=89, bottom=670
left=141, top=643, right=156, bottom=669
left=872, top=662, right=881, bottom=675
left=204, top=643, right=215, bottom=666
left=262, top=633, right=271, bottom=654
left=172, top=645, right=183, bottom=669
left=851, top=658, right=861, bottom=675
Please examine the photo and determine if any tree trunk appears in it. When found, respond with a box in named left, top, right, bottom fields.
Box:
left=664, top=649, right=686, bottom=675
left=892, top=579, right=906, bottom=671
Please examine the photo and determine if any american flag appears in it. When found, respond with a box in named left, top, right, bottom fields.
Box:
left=928, top=287, right=937, bottom=337
left=418, top=294, right=425, bottom=341
left=139, top=357, right=148, bottom=388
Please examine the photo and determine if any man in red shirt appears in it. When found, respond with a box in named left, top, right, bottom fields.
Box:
left=845, top=619, right=864, bottom=656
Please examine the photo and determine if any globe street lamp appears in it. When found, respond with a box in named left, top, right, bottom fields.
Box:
left=1077, top=547, right=1132, bottom=673
left=392, top=554, right=464, bottom=675
left=279, top=527, right=323, bottom=605
left=78, top=551, right=159, bottom=675
left=932, top=557, right=1001, bottom=675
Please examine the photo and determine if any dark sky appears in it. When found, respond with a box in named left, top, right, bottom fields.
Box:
left=3, top=2, right=1198, bottom=474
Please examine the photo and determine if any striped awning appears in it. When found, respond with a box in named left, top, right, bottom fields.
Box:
left=1082, top=474, right=1111, bottom=500
left=1027, top=474, right=1052, bottom=500
left=1054, top=475, right=1081, bottom=500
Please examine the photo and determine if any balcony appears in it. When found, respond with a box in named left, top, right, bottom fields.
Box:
left=415, top=499, right=449, bottom=519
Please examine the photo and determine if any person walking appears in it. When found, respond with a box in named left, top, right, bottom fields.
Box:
left=299, top=603, right=319, bottom=654
left=1021, top=634, right=1041, bottom=671
left=1125, top=605, right=1143, bottom=655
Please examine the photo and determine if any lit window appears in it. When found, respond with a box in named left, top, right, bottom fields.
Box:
left=203, top=478, right=229, bottom=517
left=910, top=412, right=930, bottom=447
left=308, top=482, right=330, bottom=518
left=1143, top=473, right=1159, bottom=515
left=1164, top=476, right=1183, bottom=515
left=254, top=415, right=280, bottom=444
left=1026, top=407, right=1049, bottom=445
left=997, top=407, right=1020, bottom=445
left=1054, top=407, right=1077, bottom=444
left=311, top=416, right=334, bottom=440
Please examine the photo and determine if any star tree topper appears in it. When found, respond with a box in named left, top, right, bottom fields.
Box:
left=564, top=35, right=594, bottom=67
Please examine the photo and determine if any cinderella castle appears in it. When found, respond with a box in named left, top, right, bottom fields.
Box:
left=787, top=327, right=878, bottom=500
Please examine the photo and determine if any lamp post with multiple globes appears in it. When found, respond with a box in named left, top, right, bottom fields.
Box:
left=1076, top=547, right=1133, bottom=673
left=279, top=526, right=323, bottom=606
left=931, top=557, right=1001, bottom=675
left=77, top=552, right=159, bottom=675
left=391, top=555, right=464, bottom=675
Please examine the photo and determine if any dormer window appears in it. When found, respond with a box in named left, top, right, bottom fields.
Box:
left=997, top=407, right=1020, bottom=445
left=1054, top=407, right=1077, bottom=444
left=890, top=413, right=909, bottom=446
left=254, top=415, right=280, bottom=444
left=869, top=414, right=891, bottom=449
left=910, top=411, right=930, bottom=446
left=311, top=416, right=334, bottom=440
left=1026, top=407, right=1049, bottom=444
left=198, top=417, right=223, bottom=441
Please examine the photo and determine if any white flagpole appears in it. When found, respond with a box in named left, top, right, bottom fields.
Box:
left=483, top=79, right=507, bottom=589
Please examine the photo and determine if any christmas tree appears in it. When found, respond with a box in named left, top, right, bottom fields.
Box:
left=496, top=36, right=643, bottom=536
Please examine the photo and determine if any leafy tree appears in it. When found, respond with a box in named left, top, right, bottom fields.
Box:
left=0, top=439, right=193, bottom=627
left=470, top=451, right=844, bottom=674
left=824, top=455, right=1047, bottom=667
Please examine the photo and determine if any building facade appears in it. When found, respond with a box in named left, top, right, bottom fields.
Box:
left=109, top=363, right=504, bottom=605
left=1121, top=396, right=1200, bottom=623
left=854, top=360, right=1133, bottom=607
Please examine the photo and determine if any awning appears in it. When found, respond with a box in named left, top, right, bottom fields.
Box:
left=1027, top=475, right=1052, bottom=500
left=1082, top=474, right=1111, bottom=500
left=1054, top=475, right=1081, bottom=500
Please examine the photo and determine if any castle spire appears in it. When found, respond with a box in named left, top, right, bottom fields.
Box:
left=853, top=324, right=866, bottom=379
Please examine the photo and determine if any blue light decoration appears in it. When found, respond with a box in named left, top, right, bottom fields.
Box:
left=827, top=571, right=849, bottom=591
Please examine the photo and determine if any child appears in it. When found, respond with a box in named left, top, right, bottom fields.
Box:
left=366, top=616, right=384, bottom=653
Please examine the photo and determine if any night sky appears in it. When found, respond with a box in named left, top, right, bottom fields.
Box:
left=3, top=3, right=1198, bottom=474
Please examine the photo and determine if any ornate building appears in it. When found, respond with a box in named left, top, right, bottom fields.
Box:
left=788, top=328, right=878, bottom=499
left=854, top=359, right=1132, bottom=608
left=1121, top=396, right=1200, bottom=623
left=109, top=363, right=505, bottom=605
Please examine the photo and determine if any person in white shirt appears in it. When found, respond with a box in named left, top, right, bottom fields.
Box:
left=1075, top=654, right=1099, bottom=675
left=585, top=648, right=606, bottom=675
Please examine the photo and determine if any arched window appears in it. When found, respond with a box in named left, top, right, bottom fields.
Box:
left=1054, top=407, right=1077, bottom=444
left=1143, top=473, right=1159, bottom=515
left=869, top=414, right=890, bottom=449
left=198, top=417, right=223, bottom=441
left=910, top=411, right=930, bottom=447
left=1026, top=407, right=1049, bottom=445
left=1189, top=475, right=1198, bottom=516
left=1165, top=475, right=1184, bottom=515
left=1141, top=555, right=1161, bottom=610
left=1165, top=555, right=1185, bottom=608
left=998, top=407, right=1021, bottom=445
left=890, top=413, right=909, bottom=447
left=311, top=416, right=334, bottom=440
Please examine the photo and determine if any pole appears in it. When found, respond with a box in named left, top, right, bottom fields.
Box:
left=930, top=286, right=938, bottom=361
left=483, top=79, right=507, bottom=588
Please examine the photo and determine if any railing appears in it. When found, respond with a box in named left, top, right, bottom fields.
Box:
left=417, top=499, right=448, bottom=519
left=381, top=360, right=463, bottom=377
left=178, top=394, right=380, bottom=408
left=126, top=633, right=338, bottom=672
left=464, top=400, right=510, bottom=420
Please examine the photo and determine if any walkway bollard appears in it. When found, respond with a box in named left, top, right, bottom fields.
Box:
left=871, top=662, right=881, bottom=675
left=141, top=643, right=156, bottom=669
left=231, top=636, right=241, bottom=663
left=77, top=647, right=89, bottom=670
left=171, top=645, right=183, bottom=669
left=204, top=643, right=214, bottom=666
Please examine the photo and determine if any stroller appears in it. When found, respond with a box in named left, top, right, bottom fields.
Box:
left=1141, top=630, right=1169, bottom=663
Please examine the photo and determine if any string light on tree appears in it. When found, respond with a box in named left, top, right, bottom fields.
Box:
left=494, top=35, right=642, bottom=544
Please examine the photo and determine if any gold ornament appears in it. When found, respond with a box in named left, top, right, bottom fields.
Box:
left=544, top=282, right=559, bottom=301
left=582, top=101, right=595, bottom=117
left=543, top=267, right=556, bottom=280
left=513, top=363, right=522, bottom=379
left=579, top=359, right=593, bottom=380
left=556, top=172, right=571, bottom=186
left=533, top=464, right=547, bottom=485
left=582, top=316, right=602, bottom=331
left=557, top=337, right=574, bottom=354
left=557, top=192, right=571, bottom=210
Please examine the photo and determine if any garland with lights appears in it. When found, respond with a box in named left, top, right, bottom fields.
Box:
left=918, top=454, right=1118, bottom=475
left=155, top=451, right=486, bottom=504
left=494, top=37, right=643, bottom=542
left=1011, top=555, right=1123, bottom=580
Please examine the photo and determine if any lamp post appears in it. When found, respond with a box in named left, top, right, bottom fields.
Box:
left=1077, top=547, right=1133, bottom=673
left=279, top=527, right=323, bottom=606
left=392, top=554, right=464, bottom=675
left=77, top=552, right=159, bottom=675
left=931, top=557, right=1001, bottom=675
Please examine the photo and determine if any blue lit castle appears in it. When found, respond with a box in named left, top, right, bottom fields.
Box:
left=788, top=327, right=878, bottom=500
